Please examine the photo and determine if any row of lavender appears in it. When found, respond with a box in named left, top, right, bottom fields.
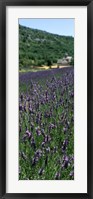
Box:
left=19, top=67, right=74, bottom=180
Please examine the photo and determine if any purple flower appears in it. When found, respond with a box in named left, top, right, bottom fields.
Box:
left=41, top=142, right=45, bottom=147
left=35, top=149, right=42, bottom=158
left=19, top=104, right=23, bottom=111
left=21, top=152, right=27, bottom=160
left=35, top=127, right=41, bottom=136
left=49, top=123, right=57, bottom=129
left=44, top=135, right=51, bottom=143
left=26, top=130, right=32, bottom=139
left=69, top=170, right=74, bottom=177
left=31, top=137, right=36, bottom=149
left=53, top=146, right=57, bottom=153
left=20, top=94, right=23, bottom=101
left=62, top=139, right=69, bottom=152
left=46, top=147, right=50, bottom=153
left=38, top=168, right=44, bottom=175
left=55, top=172, right=60, bottom=180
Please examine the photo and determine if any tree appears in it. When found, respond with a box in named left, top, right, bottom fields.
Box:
left=47, top=59, right=52, bottom=69
left=70, top=58, right=74, bottom=66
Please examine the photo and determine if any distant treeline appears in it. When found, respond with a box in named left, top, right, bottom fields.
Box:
left=19, top=24, right=74, bottom=69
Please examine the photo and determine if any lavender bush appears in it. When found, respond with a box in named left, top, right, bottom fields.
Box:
left=19, top=67, right=74, bottom=180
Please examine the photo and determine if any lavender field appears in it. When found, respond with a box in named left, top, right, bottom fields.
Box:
left=19, top=67, right=74, bottom=180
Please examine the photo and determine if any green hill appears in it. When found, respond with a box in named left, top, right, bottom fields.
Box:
left=19, top=24, right=74, bottom=69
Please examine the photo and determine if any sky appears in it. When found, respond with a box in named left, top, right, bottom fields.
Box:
left=19, top=19, right=74, bottom=37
